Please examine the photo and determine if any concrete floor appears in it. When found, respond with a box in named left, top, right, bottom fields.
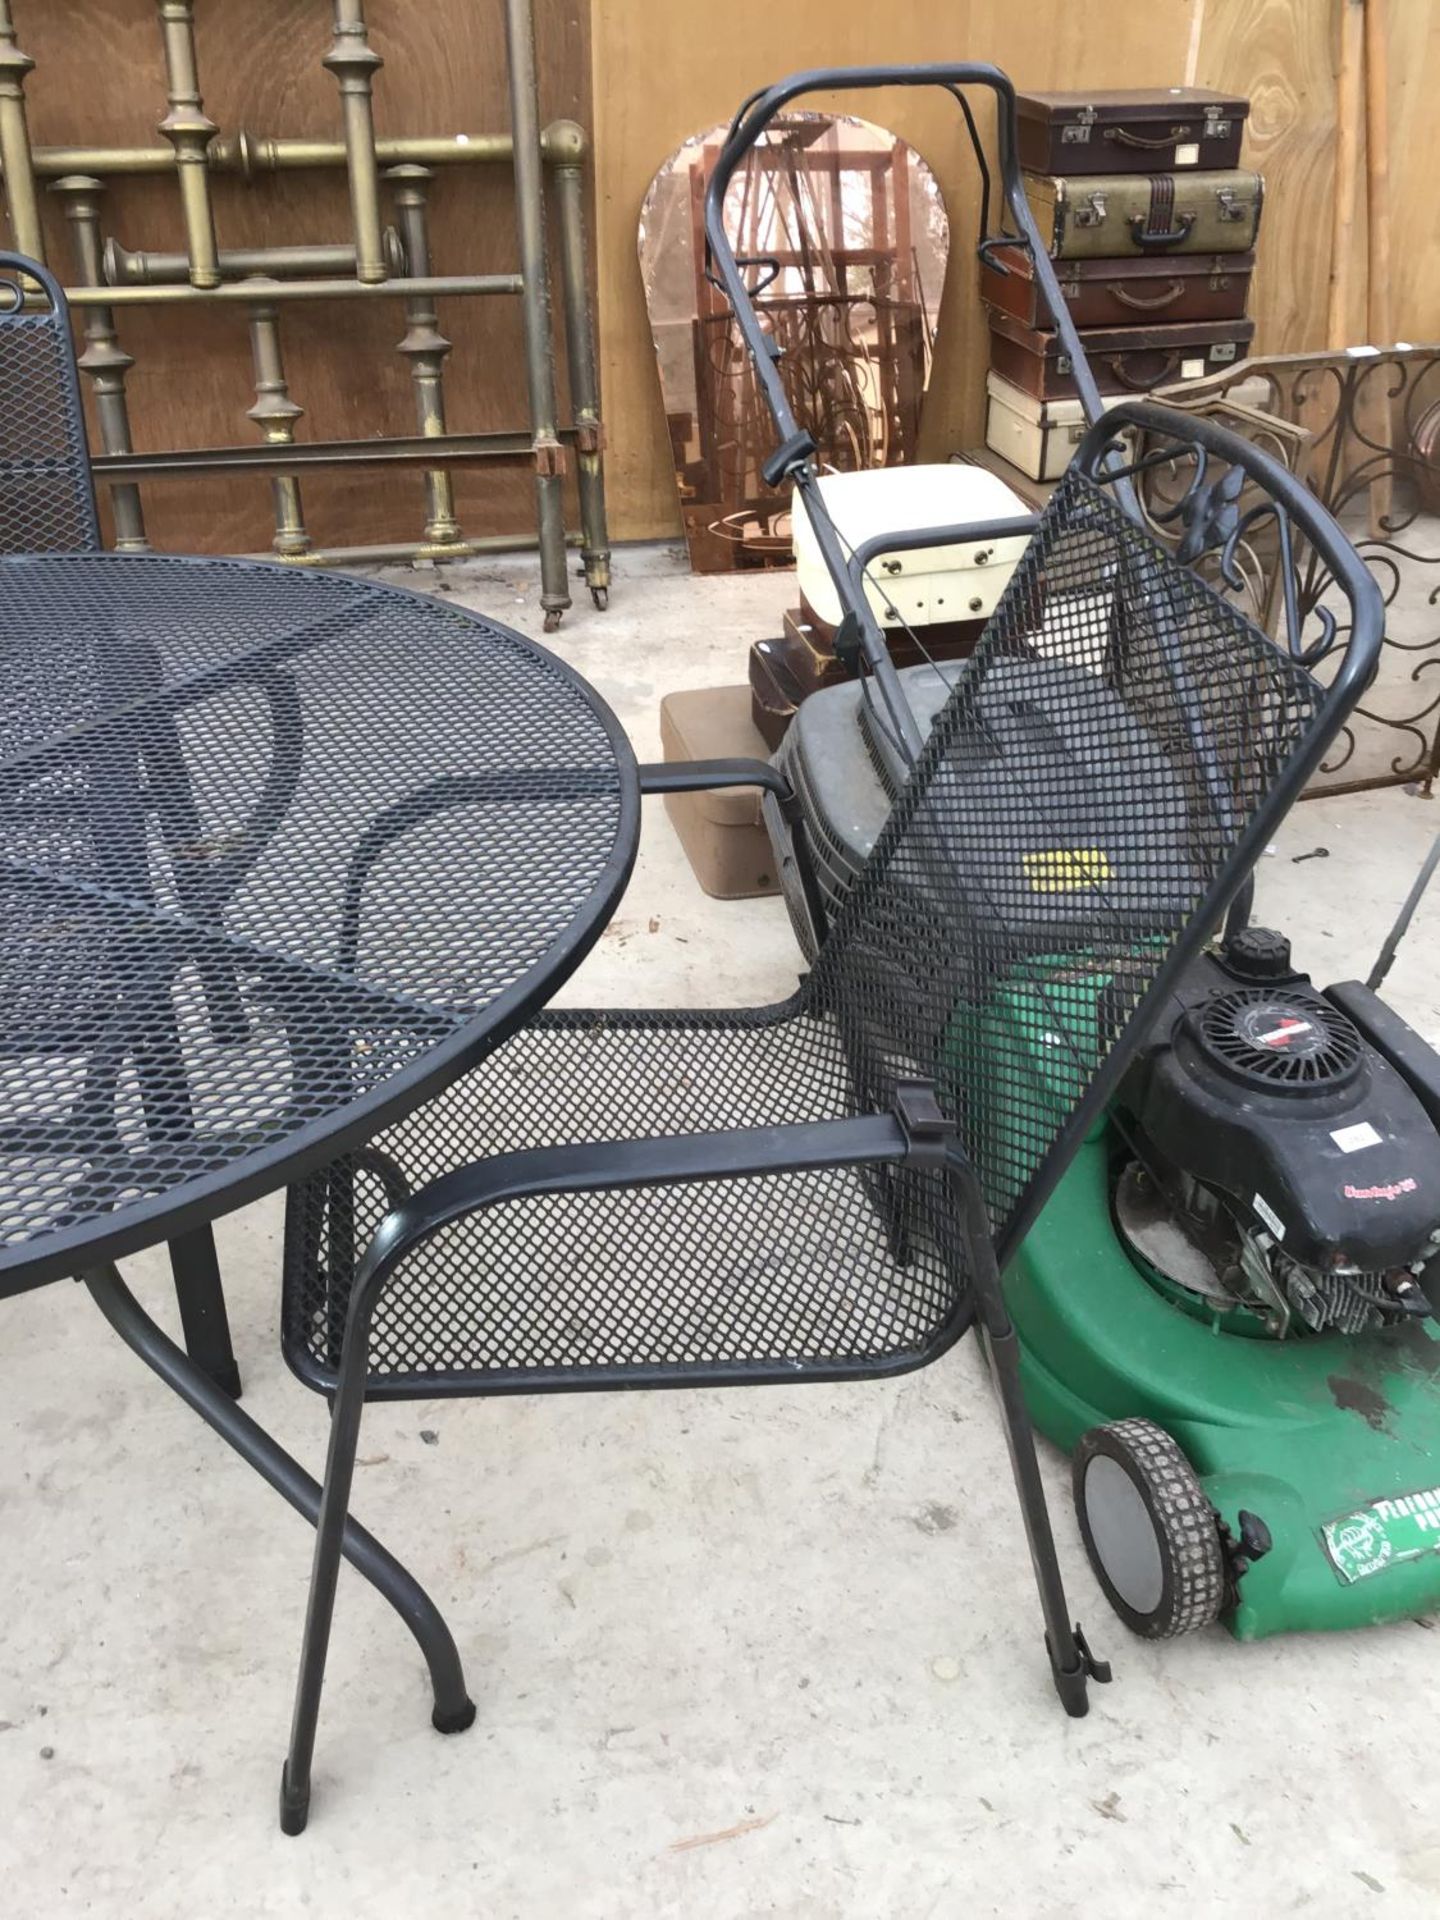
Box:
left=3, top=544, right=1440, bottom=1917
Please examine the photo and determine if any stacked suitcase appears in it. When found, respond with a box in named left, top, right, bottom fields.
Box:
left=746, top=462, right=1030, bottom=748
left=984, top=87, right=1262, bottom=481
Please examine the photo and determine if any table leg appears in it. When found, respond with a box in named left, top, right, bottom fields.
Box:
left=81, top=1262, right=475, bottom=1744
left=168, top=1227, right=243, bottom=1399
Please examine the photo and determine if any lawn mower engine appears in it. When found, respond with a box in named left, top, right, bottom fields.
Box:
left=1113, top=924, right=1440, bottom=1341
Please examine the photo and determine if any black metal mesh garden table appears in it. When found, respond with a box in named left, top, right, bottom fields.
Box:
left=0, top=549, right=637, bottom=1716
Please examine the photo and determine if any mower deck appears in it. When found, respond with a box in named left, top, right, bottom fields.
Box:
left=1008, top=1128, right=1440, bottom=1638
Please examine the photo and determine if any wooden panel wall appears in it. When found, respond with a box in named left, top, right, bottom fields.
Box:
left=592, top=0, right=1440, bottom=540
left=10, top=2, right=1437, bottom=551
left=14, top=0, right=589, bottom=553
left=1193, top=0, right=1341, bottom=353
left=1375, top=0, right=1440, bottom=354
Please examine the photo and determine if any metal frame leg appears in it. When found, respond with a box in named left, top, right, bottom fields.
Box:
left=551, top=143, right=611, bottom=610
left=282, top=1243, right=391, bottom=1835
left=168, top=1226, right=242, bottom=1399
left=81, top=1260, right=475, bottom=1828
left=950, top=1156, right=1111, bottom=1715
left=503, top=0, right=571, bottom=630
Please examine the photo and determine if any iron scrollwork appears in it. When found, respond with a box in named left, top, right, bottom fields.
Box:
left=1084, top=426, right=1341, bottom=671
left=1158, top=346, right=1440, bottom=795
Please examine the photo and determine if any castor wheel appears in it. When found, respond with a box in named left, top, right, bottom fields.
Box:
left=590, top=585, right=609, bottom=611
left=1073, top=1418, right=1226, bottom=1638
left=543, top=609, right=563, bottom=634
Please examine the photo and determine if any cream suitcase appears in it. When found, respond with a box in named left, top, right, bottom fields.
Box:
left=790, top=463, right=1031, bottom=632
left=984, top=372, right=1090, bottom=482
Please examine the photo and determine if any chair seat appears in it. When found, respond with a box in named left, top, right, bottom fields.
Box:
left=281, top=997, right=965, bottom=1396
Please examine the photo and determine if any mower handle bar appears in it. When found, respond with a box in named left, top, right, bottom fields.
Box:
left=701, top=69, right=1383, bottom=778
left=703, top=65, right=1110, bottom=448
left=700, top=65, right=1118, bottom=760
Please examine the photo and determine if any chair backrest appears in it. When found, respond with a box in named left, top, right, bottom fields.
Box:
left=813, top=400, right=1384, bottom=1258
left=0, top=253, right=101, bottom=554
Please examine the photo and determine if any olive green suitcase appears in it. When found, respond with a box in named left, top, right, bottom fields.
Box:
left=1024, top=169, right=1263, bottom=259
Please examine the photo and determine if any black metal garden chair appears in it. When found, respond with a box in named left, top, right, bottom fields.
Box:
left=0, top=253, right=101, bottom=554
left=276, top=401, right=1383, bottom=1831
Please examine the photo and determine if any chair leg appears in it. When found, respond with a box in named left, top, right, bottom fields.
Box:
left=168, top=1227, right=242, bottom=1399
left=953, top=1166, right=1111, bottom=1716
left=81, top=1263, right=474, bottom=1822
left=281, top=1264, right=445, bottom=1836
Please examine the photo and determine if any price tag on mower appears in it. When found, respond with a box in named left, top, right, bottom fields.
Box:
left=1321, top=1486, right=1440, bottom=1584
left=1022, top=847, right=1113, bottom=893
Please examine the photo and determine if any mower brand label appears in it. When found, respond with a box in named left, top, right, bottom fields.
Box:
left=1342, top=1176, right=1418, bottom=1202
left=1022, top=847, right=1113, bottom=893
left=1323, top=1486, right=1440, bottom=1585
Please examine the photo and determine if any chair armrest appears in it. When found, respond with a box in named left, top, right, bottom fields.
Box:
left=353, top=1113, right=907, bottom=1304
left=637, top=756, right=791, bottom=801
left=637, top=757, right=832, bottom=947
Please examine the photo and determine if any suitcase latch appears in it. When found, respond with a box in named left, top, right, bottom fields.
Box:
left=1062, top=106, right=1096, bottom=145
left=1203, top=105, right=1233, bottom=140
left=1056, top=353, right=1073, bottom=375
left=1074, top=189, right=1107, bottom=227
left=1215, top=187, right=1247, bottom=222
left=1211, top=342, right=1239, bottom=362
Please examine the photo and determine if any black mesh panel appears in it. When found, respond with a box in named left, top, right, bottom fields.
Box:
left=0, top=277, right=100, bottom=554
left=283, top=470, right=1326, bottom=1395
left=0, top=556, right=628, bottom=1285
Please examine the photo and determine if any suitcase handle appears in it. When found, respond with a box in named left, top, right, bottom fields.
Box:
left=1110, top=351, right=1181, bottom=390
left=1107, top=277, right=1186, bottom=311
left=1104, top=124, right=1193, bottom=151
left=1128, top=211, right=1196, bottom=251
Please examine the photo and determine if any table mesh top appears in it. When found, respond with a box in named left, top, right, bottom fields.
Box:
left=0, top=554, right=633, bottom=1284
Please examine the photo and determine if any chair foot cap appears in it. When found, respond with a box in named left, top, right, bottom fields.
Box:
left=432, top=1697, right=478, bottom=1736
left=279, top=1762, right=310, bottom=1835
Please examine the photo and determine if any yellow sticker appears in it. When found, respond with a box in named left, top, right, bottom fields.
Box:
left=1023, top=848, right=1114, bottom=893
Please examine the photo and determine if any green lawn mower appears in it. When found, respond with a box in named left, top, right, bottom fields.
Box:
left=780, top=681, right=1440, bottom=1648
left=712, top=58, right=1440, bottom=1652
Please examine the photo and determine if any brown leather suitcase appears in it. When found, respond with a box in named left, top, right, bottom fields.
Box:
left=779, top=607, right=983, bottom=697
left=1015, top=88, right=1249, bottom=176
left=980, top=245, right=1254, bottom=329
left=750, top=603, right=987, bottom=746
left=987, top=309, right=1254, bottom=402
left=748, top=639, right=803, bottom=749
left=777, top=610, right=849, bottom=698
left=749, top=618, right=850, bottom=741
